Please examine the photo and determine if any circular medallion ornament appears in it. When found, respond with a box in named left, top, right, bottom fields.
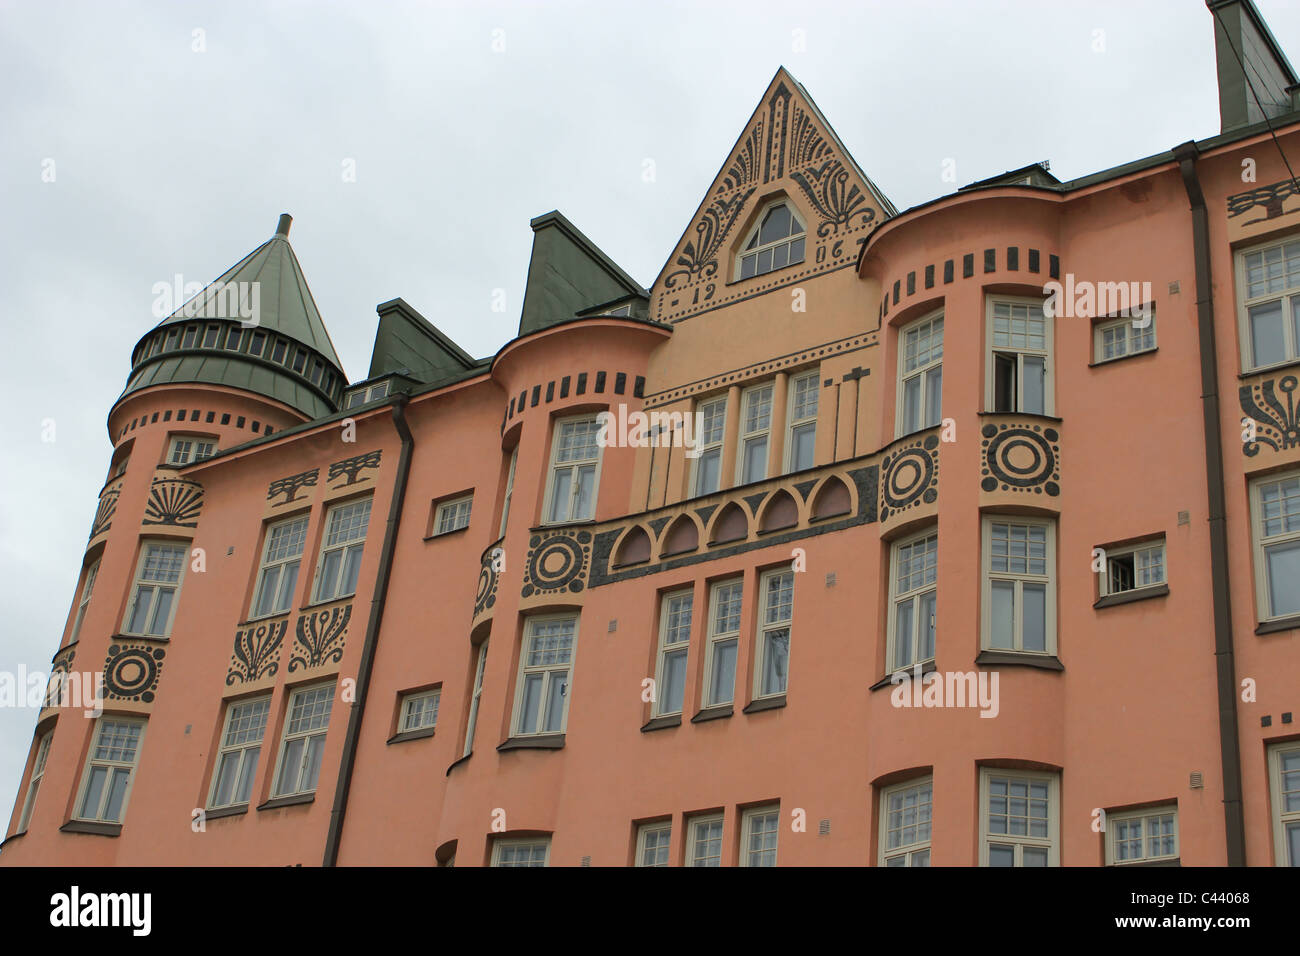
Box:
left=522, top=531, right=592, bottom=598
left=104, top=643, right=165, bottom=702
left=981, top=424, right=1060, bottom=495
left=475, top=557, right=499, bottom=617
left=879, top=435, right=939, bottom=521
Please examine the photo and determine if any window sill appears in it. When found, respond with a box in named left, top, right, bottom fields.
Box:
left=299, top=596, right=356, bottom=613
left=445, top=752, right=472, bottom=777
left=1238, top=358, right=1300, bottom=380
left=497, top=733, right=565, bottom=752
left=975, top=650, right=1064, bottom=671
left=60, top=820, right=122, bottom=837
left=1093, top=583, right=1169, bottom=609
left=110, top=632, right=169, bottom=644
left=869, top=659, right=937, bottom=691
left=387, top=726, right=436, bottom=745
left=640, top=714, right=682, bottom=733
left=1088, top=346, right=1158, bottom=368
left=691, top=704, right=734, bottom=723
left=236, top=612, right=291, bottom=629
left=1256, top=614, right=1300, bottom=636
left=743, top=694, right=787, bottom=714
left=203, top=804, right=249, bottom=821
left=423, top=527, right=469, bottom=542
left=1110, top=858, right=1181, bottom=867
left=257, top=793, right=315, bottom=811
left=977, top=411, right=1064, bottom=423
left=531, top=519, right=597, bottom=532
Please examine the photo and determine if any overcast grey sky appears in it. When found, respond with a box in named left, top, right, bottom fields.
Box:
left=1, top=0, right=1296, bottom=832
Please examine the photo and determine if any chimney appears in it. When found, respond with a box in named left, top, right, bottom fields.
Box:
left=276, top=213, right=292, bottom=238
left=1207, top=0, right=1300, bottom=133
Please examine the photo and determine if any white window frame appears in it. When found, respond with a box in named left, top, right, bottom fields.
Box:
left=736, top=201, right=806, bottom=280
left=399, top=688, right=441, bottom=733
left=271, top=682, right=334, bottom=797
left=978, top=767, right=1060, bottom=866
left=1268, top=741, right=1300, bottom=866
left=981, top=516, right=1057, bottom=655
left=122, top=541, right=187, bottom=638
left=1250, top=472, right=1300, bottom=623
left=433, top=494, right=473, bottom=536
left=463, top=640, right=489, bottom=757
left=686, top=813, right=725, bottom=867
left=887, top=529, right=938, bottom=671
left=635, top=820, right=673, bottom=867
left=691, top=396, right=728, bottom=497
left=1093, top=311, right=1157, bottom=364
left=511, top=615, right=577, bottom=737
left=735, top=383, right=773, bottom=485
left=1106, top=805, right=1179, bottom=865
left=1235, top=234, right=1300, bottom=372
left=985, top=296, right=1053, bottom=415
left=69, top=559, right=100, bottom=644
left=896, top=310, right=944, bottom=436
left=491, top=836, right=551, bottom=867
left=207, top=696, right=270, bottom=809
left=74, top=717, right=146, bottom=824
left=311, top=498, right=372, bottom=604
left=784, top=371, right=819, bottom=473
left=17, top=732, right=53, bottom=832
left=542, top=414, right=603, bottom=524
left=740, top=803, right=780, bottom=867
left=251, top=514, right=309, bottom=619
left=753, top=568, right=793, bottom=700
left=166, top=434, right=217, bottom=465
left=1097, top=538, right=1166, bottom=598
left=701, top=578, right=743, bottom=708
left=879, top=776, right=933, bottom=867
left=654, top=589, right=693, bottom=717
left=499, top=448, right=518, bottom=537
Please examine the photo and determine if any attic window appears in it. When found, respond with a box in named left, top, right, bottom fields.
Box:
left=606, top=304, right=632, bottom=317
left=738, top=202, right=805, bottom=280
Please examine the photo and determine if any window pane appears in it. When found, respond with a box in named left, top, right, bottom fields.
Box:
left=894, top=599, right=914, bottom=670
left=1022, top=356, right=1045, bottom=415
left=990, top=581, right=1015, bottom=649
left=742, top=437, right=768, bottom=483
left=542, top=673, right=567, bottom=733
left=1022, top=846, right=1049, bottom=867
left=710, top=639, right=737, bottom=704
left=1250, top=300, right=1285, bottom=366
left=520, top=673, right=542, bottom=734
left=697, top=448, right=721, bottom=495
left=902, top=376, right=921, bottom=434
left=662, top=649, right=687, bottom=714
left=104, top=768, right=131, bottom=822
left=1022, top=583, right=1046, bottom=651
left=918, top=590, right=936, bottom=662
left=317, top=550, right=341, bottom=601
left=127, top=586, right=153, bottom=634
left=988, top=843, right=1015, bottom=867
left=300, top=735, right=324, bottom=792
left=1287, top=822, right=1300, bottom=866
left=573, top=464, right=597, bottom=520
left=276, top=562, right=300, bottom=613
left=925, top=366, right=943, bottom=427
left=759, top=204, right=790, bottom=245
left=762, top=629, right=789, bottom=695
left=549, top=469, right=572, bottom=522
left=255, top=566, right=280, bottom=617
left=994, top=353, right=1016, bottom=412
left=789, top=236, right=805, bottom=264
left=340, top=545, right=363, bottom=597
left=235, top=748, right=259, bottom=804
left=277, top=738, right=304, bottom=794
left=81, top=766, right=108, bottom=819
left=147, top=587, right=174, bottom=635
left=1266, top=541, right=1300, bottom=617
left=791, top=422, right=815, bottom=471
left=213, top=752, right=240, bottom=807
left=756, top=248, right=772, bottom=275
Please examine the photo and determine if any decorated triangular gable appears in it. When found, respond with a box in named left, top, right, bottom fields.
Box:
left=651, top=68, right=892, bottom=323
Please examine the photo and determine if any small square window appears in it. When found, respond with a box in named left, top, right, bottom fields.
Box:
left=686, top=813, right=725, bottom=867
left=400, top=689, right=440, bottom=733
left=1106, top=806, right=1178, bottom=864
left=432, top=495, right=473, bottom=535
left=492, top=837, right=550, bottom=867
left=879, top=777, right=933, bottom=866
left=1098, top=538, right=1166, bottom=597
left=635, top=821, right=672, bottom=866
left=740, top=804, right=780, bottom=867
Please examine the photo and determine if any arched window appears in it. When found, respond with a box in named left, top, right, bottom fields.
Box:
left=738, top=202, right=806, bottom=279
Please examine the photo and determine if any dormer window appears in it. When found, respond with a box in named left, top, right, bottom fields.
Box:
left=738, top=202, right=805, bottom=280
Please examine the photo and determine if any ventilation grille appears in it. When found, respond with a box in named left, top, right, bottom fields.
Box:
left=1190, top=771, right=1204, bottom=789
left=819, top=819, right=831, bottom=836
left=580, top=856, right=591, bottom=867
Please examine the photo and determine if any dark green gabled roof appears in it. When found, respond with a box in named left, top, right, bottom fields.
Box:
left=518, top=211, right=647, bottom=336
left=368, top=298, right=483, bottom=384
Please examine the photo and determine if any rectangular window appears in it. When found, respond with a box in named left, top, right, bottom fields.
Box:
left=492, top=837, right=550, bottom=867
left=463, top=640, right=489, bottom=757
left=225, top=327, right=243, bottom=351
left=692, top=396, right=728, bottom=496
left=686, top=813, right=725, bottom=867
left=1251, top=473, right=1300, bottom=621
left=252, top=515, right=309, bottom=618
left=654, top=589, right=693, bottom=716
left=367, top=381, right=389, bottom=401
left=249, top=330, right=266, bottom=356
left=545, top=416, right=602, bottom=523
left=164, top=328, right=180, bottom=350
left=123, top=541, right=187, bottom=638
left=987, top=298, right=1052, bottom=415
left=271, top=339, right=287, bottom=364
left=499, top=448, right=518, bottom=537
left=785, top=372, right=819, bottom=472
left=310, top=359, right=324, bottom=385
left=312, top=498, right=372, bottom=603
left=433, top=495, right=473, bottom=535
left=980, top=768, right=1059, bottom=866
left=898, top=312, right=943, bottom=435
left=272, top=684, right=333, bottom=797
left=1237, top=235, right=1300, bottom=371
left=208, top=696, right=270, bottom=809
left=702, top=579, right=743, bottom=707
left=1098, top=538, right=1166, bottom=597
left=880, top=777, right=933, bottom=866
left=345, top=390, right=366, bottom=409
left=1269, top=741, right=1300, bottom=866
left=1094, top=312, right=1156, bottom=363
left=202, top=325, right=219, bottom=348
left=69, top=559, right=100, bottom=644
left=513, top=616, right=576, bottom=736
left=181, top=326, right=198, bottom=349
left=76, top=718, right=145, bottom=824
left=635, top=820, right=672, bottom=867
left=740, top=804, right=780, bottom=867
left=17, top=732, right=53, bottom=832
left=982, top=517, right=1056, bottom=655
left=888, top=530, right=937, bottom=670
left=400, top=689, right=440, bottom=732
left=1107, top=806, right=1178, bottom=865
left=167, top=435, right=217, bottom=465
left=736, top=384, right=773, bottom=484
left=292, top=349, right=306, bottom=373
left=754, top=569, right=793, bottom=699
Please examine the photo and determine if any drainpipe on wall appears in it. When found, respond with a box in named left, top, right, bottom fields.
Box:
left=323, top=394, right=414, bottom=866
left=1172, top=140, right=1247, bottom=866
